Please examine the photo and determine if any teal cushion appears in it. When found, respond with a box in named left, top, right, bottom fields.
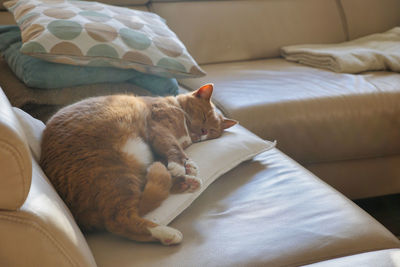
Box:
left=0, top=26, right=178, bottom=96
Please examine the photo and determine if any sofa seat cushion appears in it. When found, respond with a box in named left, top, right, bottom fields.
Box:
left=86, top=148, right=400, bottom=267
left=180, top=58, right=400, bottom=165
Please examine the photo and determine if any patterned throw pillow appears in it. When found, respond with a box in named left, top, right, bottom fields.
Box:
left=3, top=0, right=205, bottom=78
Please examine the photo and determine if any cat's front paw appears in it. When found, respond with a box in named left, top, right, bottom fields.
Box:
left=168, top=162, right=186, bottom=177
left=184, top=159, right=198, bottom=177
left=170, top=175, right=202, bottom=194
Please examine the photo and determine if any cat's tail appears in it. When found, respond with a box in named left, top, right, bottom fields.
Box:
left=138, top=161, right=172, bottom=216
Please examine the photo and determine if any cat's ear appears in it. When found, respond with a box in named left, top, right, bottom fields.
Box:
left=193, top=83, right=213, bottom=101
left=222, top=118, right=238, bottom=129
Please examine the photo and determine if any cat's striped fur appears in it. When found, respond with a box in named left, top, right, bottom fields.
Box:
left=40, top=84, right=236, bottom=245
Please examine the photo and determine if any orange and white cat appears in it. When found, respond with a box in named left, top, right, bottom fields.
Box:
left=40, top=84, right=236, bottom=245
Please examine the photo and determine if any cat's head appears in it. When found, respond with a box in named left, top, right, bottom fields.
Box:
left=177, top=84, right=237, bottom=143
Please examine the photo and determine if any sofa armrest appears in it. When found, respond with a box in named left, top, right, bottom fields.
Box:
left=0, top=87, right=97, bottom=266
left=0, top=88, right=31, bottom=210
left=0, top=159, right=97, bottom=267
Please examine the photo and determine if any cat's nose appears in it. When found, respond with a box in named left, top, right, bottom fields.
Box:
left=201, top=128, right=208, bottom=135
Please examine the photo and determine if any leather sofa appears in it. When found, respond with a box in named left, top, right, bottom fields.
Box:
left=1, top=86, right=400, bottom=266
left=1, top=0, right=400, bottom=266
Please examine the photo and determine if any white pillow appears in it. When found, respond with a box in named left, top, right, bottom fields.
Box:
left=13, top=107, right=45, bottom=161
left=145, top=126, right=275, bottom=225
left=13, top=107, right=275, bottom=225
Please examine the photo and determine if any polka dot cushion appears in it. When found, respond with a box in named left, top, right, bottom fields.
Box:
left=4, top=0, right=205, bottom=78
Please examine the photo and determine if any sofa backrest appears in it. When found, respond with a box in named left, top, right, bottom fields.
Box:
left=150, top=0, right=348, bottom=65
left=1, top=0, right=400, bottom=65
left=340, top=0, right=400, bottom=39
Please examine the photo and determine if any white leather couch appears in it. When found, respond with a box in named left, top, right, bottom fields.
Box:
left=1, top=0, right=400, bottom=266
left=1, top=86, right=400, bottom=266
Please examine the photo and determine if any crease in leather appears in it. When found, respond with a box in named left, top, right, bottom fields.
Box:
left=335, top=0, right=349, bottom=40
left=0, top=140, right=26, bottom=210
left=0, top=213, right=79, bottom=267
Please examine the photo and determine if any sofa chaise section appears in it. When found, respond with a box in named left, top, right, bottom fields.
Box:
left=86, top=149, right=400, bottom=266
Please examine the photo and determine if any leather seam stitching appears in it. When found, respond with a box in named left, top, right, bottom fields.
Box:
left=0, top=214, right=79, bottom=266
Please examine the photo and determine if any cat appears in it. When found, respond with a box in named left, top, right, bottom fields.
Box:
left=39, top=84, right=237, bottom=245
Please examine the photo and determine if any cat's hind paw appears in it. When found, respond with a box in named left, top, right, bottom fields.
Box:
left=147, top=226, right=183, bottom=246
left=170, top=175, right=202, bottom=194
left=184, top=159, right=198, bottom=177
left=185, top=176, right=202, bottom=192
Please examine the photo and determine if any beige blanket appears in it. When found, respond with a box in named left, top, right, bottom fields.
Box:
left=281, top=27, right=400, bottom=73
